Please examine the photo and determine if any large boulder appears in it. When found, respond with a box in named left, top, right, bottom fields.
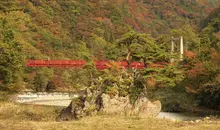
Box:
left=100, top=93, right=161, bottom=117
left=57, top=91, right=161, bottom=121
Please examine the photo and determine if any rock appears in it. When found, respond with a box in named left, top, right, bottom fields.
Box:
left=56, top=102, right=73, bottom=121
left=133, top=94, right=161, bottom=117
left=57, top=90, right=161, bottom=121
left=100, top=94, right=130, bottom=115
left=124, top=103, right=134, bottom=116
left=99, top=93, right=161, bottom=117
left=138, top=100, right=162, bottom=118
left=56, top=96, right=86, bottom=121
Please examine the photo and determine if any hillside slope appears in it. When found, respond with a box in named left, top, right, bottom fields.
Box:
left=1, top=0, right=219, bottom=59
left=0, top=0, right=219, bottom=91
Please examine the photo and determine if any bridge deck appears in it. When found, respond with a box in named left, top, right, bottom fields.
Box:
left=26, top=60, right=146, bottom=69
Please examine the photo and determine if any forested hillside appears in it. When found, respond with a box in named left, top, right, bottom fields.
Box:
left=0, top=0, right=219, bottom=59
left=0, top=0, right=220, bottom=111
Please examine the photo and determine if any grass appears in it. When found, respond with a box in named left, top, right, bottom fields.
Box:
left=0, top=102, right=220, bottom=130
left=0, top=102, right=61, bottom=121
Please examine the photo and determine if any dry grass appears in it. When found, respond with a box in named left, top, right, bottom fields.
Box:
left=0, top=102, right=61, bottom=121
left=0, top=102, right=220, bottom=130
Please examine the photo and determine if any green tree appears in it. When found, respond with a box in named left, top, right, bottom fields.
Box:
left=118, top=31, right=166, bottom=64
left=116, top=31, right=185, bottom=103
left=0, top=29, right=24, bottom=91
left=33, top=68, right=54, bottom=92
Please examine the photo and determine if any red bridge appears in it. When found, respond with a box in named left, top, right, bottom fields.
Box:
left=26, top=60, right=166, bottom=69
left=26, top=60, right=146, bottom=69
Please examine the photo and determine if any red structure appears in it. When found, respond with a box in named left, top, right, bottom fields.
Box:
left=26, top=60, right=146, bottom=69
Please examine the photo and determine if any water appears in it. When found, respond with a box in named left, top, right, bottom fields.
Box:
left=15, top=92, right=78, bottom=107
left=157, top=112, right=206, bottom=121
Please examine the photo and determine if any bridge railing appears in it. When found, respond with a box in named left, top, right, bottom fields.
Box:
left=26, top=60, right=147, bottom=69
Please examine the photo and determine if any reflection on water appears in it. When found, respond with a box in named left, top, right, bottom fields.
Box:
left=157, top=112, right=207, bottom=121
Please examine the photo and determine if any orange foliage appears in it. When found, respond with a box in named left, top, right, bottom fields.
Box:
left=103, top=18, right=113, bottom=29
left=29, top=72, right=37, bottom=78
left=148, top=63, right=166, bottom=68
left=184, top=50, right=196, bottom=59
left=176, top=8, right=189, bottom=17
left=185, top=86, right=199, bottom=94
left=18, top=24, right=29, bottom=32
left=211, top=49, right=220, bottom=64
left=214, top=32, right=220, bottom=38
left=146, top=77, right=156, bottom=88
left=94, top=17, right=103, bottom=22
left=124, top=17, right=140, bottom=31
left=162, top=10, right=173, bottom=16
left=187, top=62, right=206, bottom=78
left=75, top=22, right=92, bottom=37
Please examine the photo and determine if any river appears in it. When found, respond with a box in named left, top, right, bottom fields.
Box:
left=157, top=112, right=208, bottom=121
